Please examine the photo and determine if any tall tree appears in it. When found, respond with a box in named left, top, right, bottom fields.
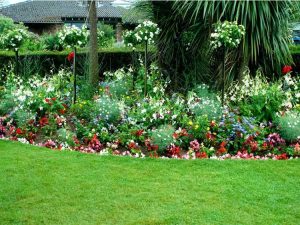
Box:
left=150, top=1, right=297, bottom=91
left=88, top=0, right=99, bottom=85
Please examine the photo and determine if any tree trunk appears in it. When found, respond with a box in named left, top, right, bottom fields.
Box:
left=88, top=0, right=99, bottom=86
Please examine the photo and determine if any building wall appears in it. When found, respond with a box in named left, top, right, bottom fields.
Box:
left=26, top=23, right=64, bottom=35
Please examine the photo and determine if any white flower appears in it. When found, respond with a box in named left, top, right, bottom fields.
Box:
left=17, top=95, right=26, bottom=102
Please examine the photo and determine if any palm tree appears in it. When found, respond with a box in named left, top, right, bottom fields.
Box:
left=149, top=0, right=296, bottom=91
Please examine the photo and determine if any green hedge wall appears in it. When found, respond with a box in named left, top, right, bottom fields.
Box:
left=290, top=45, right=300, bottom=73
left=0, top=48, right=156, bottom=78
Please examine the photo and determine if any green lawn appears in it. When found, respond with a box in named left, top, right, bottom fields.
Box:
left=0, top=140, right=299, bottom=225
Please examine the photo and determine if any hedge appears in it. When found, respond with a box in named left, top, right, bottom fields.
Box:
left=0, top=47, right=156, bottom=78
left=1, top=45, right=299, bottom=78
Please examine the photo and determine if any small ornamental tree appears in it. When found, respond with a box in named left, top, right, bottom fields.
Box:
left=58, top=25, right=89, bottom=104
left=57, top=25, right=89, bottom=49
left=124, top=20, right=160, bottom=96
left=210, top=21, right=245, bottom=105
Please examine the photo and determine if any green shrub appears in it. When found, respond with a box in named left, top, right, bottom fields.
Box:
left=239, top=83, right=285, bottom=122
left=277, top=111, right=300, bottom=141
left=150, top=124, right=175, bottom=153
left=57, top=128, right=76, bottom=147
left=0, top=16, right=15, bottom=33
left=71, top=100, right=95, bottom=121
left=98, top=23, right=115, bottom=47
left=13, top=109, right=35, bottom=128
left=41, top=34, right=63, bottom=51
left=0, top=93, right=15, bottom=116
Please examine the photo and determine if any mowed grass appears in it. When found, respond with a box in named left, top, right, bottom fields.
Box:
left=0, top=140, right=299, bottom=225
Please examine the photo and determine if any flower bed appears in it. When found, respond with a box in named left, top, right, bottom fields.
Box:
left=0, top=63, right=299, bottom=160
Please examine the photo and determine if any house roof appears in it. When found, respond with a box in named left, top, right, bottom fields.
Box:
left=0, top=0, right=122, bottom=24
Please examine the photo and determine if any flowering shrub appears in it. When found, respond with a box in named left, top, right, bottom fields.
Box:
left=211, top=21, right=245, bottom=49
left=0, top=62, right=299, bottom=160
left=124, top=20, right=160, bottom=47
left=226, top=70, right=286, bottom=122
left=57, top=25, right=89, bottom=49
left=123, top=30, right=138, bottom=48
left=0, top=28, right=29, bottom=51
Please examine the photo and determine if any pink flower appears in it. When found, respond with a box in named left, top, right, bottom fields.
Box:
left=190, top=139, right=200, bottom=151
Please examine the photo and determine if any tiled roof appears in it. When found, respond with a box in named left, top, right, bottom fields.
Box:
left=0, top=0, right=122, bottom=24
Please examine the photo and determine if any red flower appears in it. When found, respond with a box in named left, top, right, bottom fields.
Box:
left=217, top=141, right=227, bottom=155
left=39, top=117, right=49, bottom=127
left=172, top=133, right=178, bottom=139
left=67, top=52, right=75, bottom=62
left=16, top=128, right=23, bottom=135
left=167, top=144, right=181, bottom=157
left=276, top=153, right=288, bottom=160
left=190, top=139, right=200, bottom=151
left=206, top=132, right=215, bottom=141
left=196, top=151, right=207, bottom=159
left=59, top=104, right=68, bottom=114
left=128, top=141, right=138, bottom=150
left=282, top=65, right=292, bottom=75
left=135, top=129, right=144, bottom=137
left=89, top=134, right=103, bottom=152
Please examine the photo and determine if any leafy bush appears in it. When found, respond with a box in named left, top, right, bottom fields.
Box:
left=71, top=100, right=95, bottom=121
left=97, top=23, right=115, bottom=47
left=41, top=34, right=63, bottom=51
left=0, top=16, right=15, bottom=33
left=20, top=37, right=44, bottom=51
left=13, top=109, right=35, bottom=128
left=277, top=111, right=300, bottom=141
left=227, top=71, right=285, bottom=122
left=57, top=128, right=76, bottom=147
left=150, top=124, right=175, bottom=153
left=0, top=93, right=15, bottom=116
left=238, top=83, right=285, bottom=122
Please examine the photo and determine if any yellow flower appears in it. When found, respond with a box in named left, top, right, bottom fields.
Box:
left=188, top=120, right=193, bottom=126
left=206, top=127, right=210, bottom=131
left=194, top=124, right=199, bottom=129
